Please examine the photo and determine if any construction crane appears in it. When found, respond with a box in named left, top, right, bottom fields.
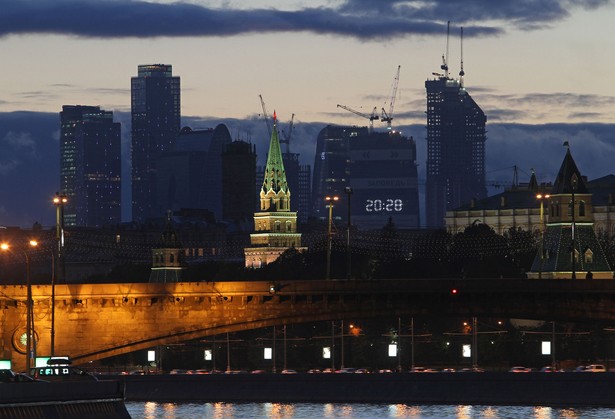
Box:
left=280, top=113, right=295, bottom=153
left=258, top=94, right=272, bottom=137
left=381, top=65, right=401, bottom=131
left=337, top=104, right=379, bottom=132
left=441, top=20, right=450, bottom=79
left=459, top=27, right=465, bottom=87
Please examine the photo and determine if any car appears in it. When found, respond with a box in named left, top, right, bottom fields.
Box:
left=378, top=369, right=393, bottom=374
left=509, top=366, right=531, bottom=373
left=458, top=367, right=485, bottom=373
left=540, top=366, right=557, bottom=372
left=354, top=368, right=370, bottom=374
left=30, top=358, right=97, bottom=382
left=584, top=364, right=607, bottom=372
left=336, top=368, right=357, bottom=373
left=409, top=366, right=426, bottom=373
left=0, top=369, right=45, bottom=383
left=441, top=368, right=456, bottom=373
left=281, top=369, right=298, bottom=374
left=307, top=369, right=322, bottom=374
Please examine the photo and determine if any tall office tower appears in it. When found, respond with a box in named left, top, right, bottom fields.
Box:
left=222, top=140, right=257, bottom=223
left=282, top=153, right=311, bottom=224
left=425, top=40, right=487, bottom=227
left=311, top=125, right=364, bottom=220
left=156, top=124, right=231, bottom=220
left=245, top=116, right=305, bottom=267
left=131, top=64, right=181, bottom=223
left=60, top=105, right=121, bottom=227
left=311, top=125, right=419, bottom=230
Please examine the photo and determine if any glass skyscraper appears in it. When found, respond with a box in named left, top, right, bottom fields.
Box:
left=60, top=105, right=121, bottom=227
left=131, top=64, right=181, bottom=223
left=311, top=125, right=419, bottom=230
left=425, top=76, right=487, bottom=228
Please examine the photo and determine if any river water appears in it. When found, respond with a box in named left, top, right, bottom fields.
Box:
left=125, top=402, right=615, bottom=418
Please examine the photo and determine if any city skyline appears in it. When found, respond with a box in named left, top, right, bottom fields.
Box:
left=1, top=1, right=615, bottom=228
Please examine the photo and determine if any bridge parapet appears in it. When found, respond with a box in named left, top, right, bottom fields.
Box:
left=2, top=278, right=615, bottom=371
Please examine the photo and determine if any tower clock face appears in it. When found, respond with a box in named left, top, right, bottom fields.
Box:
left=12, top=329, right=37, bottom=354
left=12, top=329, right=27, bottom=353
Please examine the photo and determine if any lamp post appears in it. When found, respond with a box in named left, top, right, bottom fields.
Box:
left=1, top=240, right=38, bottom=372
left=52, top=193, right=67, bottom=357
left=472, top=316, right=478, bottom=369
left=325, top=196, right=339, bottom=280
left=536, top=193, right=550, bottom=280
left=344, top=187, right=352, bottom=279
left=340, top=319, right=345, bottom=369
left=571, top=174, right=578, bottom=279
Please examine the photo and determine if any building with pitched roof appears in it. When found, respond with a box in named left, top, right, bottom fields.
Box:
left=149, top=211, right=186, bottom=283
left=527, top=148, right=611, bottom=279
left=444, top=170, right=550, bottom=235
left=244, top=114, right=306, bottom=267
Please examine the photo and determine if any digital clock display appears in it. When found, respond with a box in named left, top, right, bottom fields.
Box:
left=350, top=188, right=419, bottom=229
left=365, top=199, right=403, bottom=212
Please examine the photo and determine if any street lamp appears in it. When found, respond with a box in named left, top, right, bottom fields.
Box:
left=571, top=174, right=578, bottom=279
left=1, top=240, right=38, bottom=372
left=52, top=193, right=67, bottom=357
left=325, top=195, right=339, bottom=280
left=536, top=193, right=550, bottom=279
left=344, top=187, right=352, bottom=279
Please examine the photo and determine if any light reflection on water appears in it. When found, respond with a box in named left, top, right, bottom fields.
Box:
left=126, top=402, right=615, bottom=419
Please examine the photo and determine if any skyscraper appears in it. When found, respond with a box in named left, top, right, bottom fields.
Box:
left=60, top=105, right=121, bottom=227
left=222, top=140, right=257, bottom=224
left=425, top=74, right=487, bottom=228
left=311, top=125, right=419, bottom=230
left=156, top=124, right=232, bottom=220
left=131, top=64, right=181, bottom=223
left=282, top=153, right=311, bottom=224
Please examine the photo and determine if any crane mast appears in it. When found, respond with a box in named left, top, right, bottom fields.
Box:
left=259, top=94, right=272, bottom=138
left=459, top=27, right=465, bottom=87
left=381, top=65, right=400, bottom=131
left=280, top=113, right=295, bottom=154
left=441, top=20, right=450, bottom=79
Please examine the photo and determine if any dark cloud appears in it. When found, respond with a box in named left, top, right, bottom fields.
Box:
left=12, top=0, right=602, bottom=40
left=475, top=91, right=615, bottom=122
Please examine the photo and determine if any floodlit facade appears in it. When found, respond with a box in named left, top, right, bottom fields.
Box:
left=245, top=117, right=306, bottom=267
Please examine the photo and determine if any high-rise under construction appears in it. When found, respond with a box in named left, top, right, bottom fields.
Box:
left=425, top=26, right=487, bottom=228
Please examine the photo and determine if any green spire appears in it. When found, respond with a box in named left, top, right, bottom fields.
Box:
left=260, top=112, right=290, bottom=211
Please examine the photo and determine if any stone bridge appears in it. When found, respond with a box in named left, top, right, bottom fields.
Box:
left=2, top=278, right=615, bottom=371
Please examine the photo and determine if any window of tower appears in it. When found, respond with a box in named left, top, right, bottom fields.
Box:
left=584, top=249, right=593, bottom=264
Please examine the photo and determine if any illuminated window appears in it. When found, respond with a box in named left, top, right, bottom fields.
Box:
left=584, top=249, right=593, bottom=264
